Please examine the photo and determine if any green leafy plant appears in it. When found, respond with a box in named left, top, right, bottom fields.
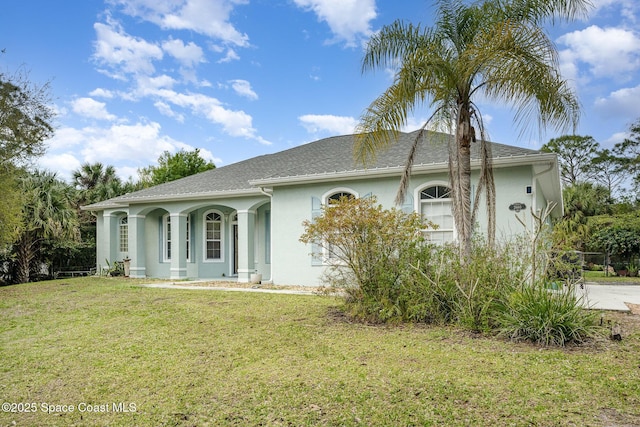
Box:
left=300, top=196, right=432, bottom=322
left=103, top=259, right=124, bottom=277
left=497, top=282, right=599, bottom=346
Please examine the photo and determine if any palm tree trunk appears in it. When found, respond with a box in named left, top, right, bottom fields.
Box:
left=454, top=105, right=473, bottom=261
left=15, top=232, right=37, bottom=284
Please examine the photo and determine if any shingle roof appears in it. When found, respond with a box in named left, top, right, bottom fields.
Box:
left=84, top=130, right=543, bottom=210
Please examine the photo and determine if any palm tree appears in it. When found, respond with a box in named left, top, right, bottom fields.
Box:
left=355, top=0, right=590, bottom=259
left=14, top=170, right=78, bottom=283
left=73, top=162, right=123, bottom=204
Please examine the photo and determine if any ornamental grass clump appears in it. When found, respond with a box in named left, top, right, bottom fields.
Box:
left=497, top=282, right=599, bottom=346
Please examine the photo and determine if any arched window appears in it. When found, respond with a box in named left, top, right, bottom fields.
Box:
left=204, top=210, right=224, bottom=261
left=321, top=189, right=357, bottom=261
left=419, top=184, right=454, bottom=244
left=119, top=216, right=128, bottom=253
left=327, top=191, right=355, bottom=205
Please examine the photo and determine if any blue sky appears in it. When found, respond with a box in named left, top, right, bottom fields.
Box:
left=2, top=0, right=639, bottom=183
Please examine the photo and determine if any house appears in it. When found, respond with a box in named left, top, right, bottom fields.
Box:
left=83, top=130, right=562, bottom=287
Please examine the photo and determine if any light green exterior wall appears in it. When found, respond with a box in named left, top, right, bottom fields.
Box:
left=269, top=164, right=553, bottom=286
left=94, top=163, right=559, bottom=287
left=96, top=196, right=271, bottom=282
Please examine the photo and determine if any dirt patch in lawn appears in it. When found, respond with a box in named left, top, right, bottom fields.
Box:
left=171, top=280, right=329, bottom=293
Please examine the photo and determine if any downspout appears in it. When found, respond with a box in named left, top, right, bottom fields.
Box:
left=259, top=187, right=274, bottom=283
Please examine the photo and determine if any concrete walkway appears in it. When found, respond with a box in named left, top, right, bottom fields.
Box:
left=577, top=283, right=640, bottom=312
left=141, top=282, right=640, bottom=312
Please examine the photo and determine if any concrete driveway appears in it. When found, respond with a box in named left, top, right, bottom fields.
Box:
left=578, top=283, right=640, bottom=311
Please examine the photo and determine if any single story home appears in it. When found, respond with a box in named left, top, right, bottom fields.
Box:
left=83, top=130, right=562, bottom=287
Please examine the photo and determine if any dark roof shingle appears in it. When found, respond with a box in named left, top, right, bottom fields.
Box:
left=84, top=130, right=541, bottom=209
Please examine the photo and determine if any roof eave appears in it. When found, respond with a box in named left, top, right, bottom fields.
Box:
left=81, top=188, right=264, bottom=211
left=251, top=153, right=557, bottom=187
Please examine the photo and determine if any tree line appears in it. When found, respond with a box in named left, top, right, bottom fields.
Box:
left=542, top=125, right=640, bottom=271
left=0, top=64, right=214, bottom=284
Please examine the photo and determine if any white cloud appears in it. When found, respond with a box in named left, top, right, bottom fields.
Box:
left=557, top=25, right=640, bottom=80
left=48, top=127, right=86, bottom=151
left=594, top=84, right=640, bottom=119
left=141, top=87, right=269, bottom=144
left=293, top=0, right=376, bottom=46
left=217, top=48, right=240, bottom=63
left=590, top=0, right=638, bottom=22
left=603, top=131, right=629, bottom=146
left=228, top=79, right=258, bottom=100
left=110, top=0, right=250, bottom=47
left=71, top=97, right=117, bottom=121
left=89, top=88, right=115, bottom=98
left=93, top=20, right=163, bottom=76
left=196, top=147, right=222, bottom=165
left=154, top=101, right=185, bottom=122
left=38, top=153, right=82, bottom=182
left=78, top=122, right=182, bottom=167
left=162, top=38, right=205, bottom=67
left=299, top=114, right=357, bottom=134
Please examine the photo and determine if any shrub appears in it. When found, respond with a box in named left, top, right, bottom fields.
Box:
left=299, top=196, right=432, bottom=322
left=300, top=198, right=602, bottom=346
left=497, top=282, right=600, bottom=346
left=408, top=239, right=524, bottom=332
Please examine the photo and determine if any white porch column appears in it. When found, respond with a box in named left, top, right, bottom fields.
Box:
left=236, top=209, right=256, bottom=283
left=101, top=213, right=117, bottom=272
left=128, top=214, right=147, bottom=278
left=170, top=213, right=188, bottom=279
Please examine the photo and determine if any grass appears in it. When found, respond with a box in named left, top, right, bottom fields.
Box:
left=1, top=277, right=639, bottom=426
left=584, top=270, right=640, bottom=284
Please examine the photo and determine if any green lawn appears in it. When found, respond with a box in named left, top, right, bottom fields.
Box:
left=584, top=270, right=640, bottom=284
left=1, top=278, right=639, bottom=426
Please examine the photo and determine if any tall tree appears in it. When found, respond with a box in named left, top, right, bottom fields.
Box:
left=355, top=0, right=588, bottom=259
left=0, top=166, right=23, bottom=248
left=0, top=68, right=54, bottom=167
left=14, top=170, right=78, bottom=283
left=613, top=118, right=640, bottom=194
left=73, top=162, right=124, bottom=206
left=590, top=148, right=626, bottom=198
left=0, top=67, right=54, bottom=248
left=541, top=135, right=599, bottom=185
left=138, top=148, right=215, bottom=187
left=554, top=182, right=611, bottom=249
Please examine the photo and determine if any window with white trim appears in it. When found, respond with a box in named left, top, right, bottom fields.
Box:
left=119, top=216, right=128, bottom=253
left=163, top=214, right=190, bottom=262
left=327, top=191, right=355, bottom=205
left=163, top=215, right=172, bottom=261
left=204, top=210, right=223, bottom=261
left=419, top=185, right=454, bottom=244
left=324, top=190, right=356, bottom=260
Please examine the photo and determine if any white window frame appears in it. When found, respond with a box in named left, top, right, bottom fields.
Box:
left=119, top=216, right=128, bottom=253
left=162, top=214, right=191, bottom=262
left=162, top=214, right=171, bottom=262
left=415, top=182, right=455, bottom=244
left=321, top=188, right=358, bottom=262
left=322, top=187, right=359, bottom=206
left=203, top=209, right=224, bottom=263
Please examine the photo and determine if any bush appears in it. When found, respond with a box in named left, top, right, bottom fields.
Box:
left=299, top=196, right=431, bottom=322
left=407, top=239, right=524, bottom=332
left=497, top=283, right=599, bottom=346
left=300, top=199, right=602, bottom=346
